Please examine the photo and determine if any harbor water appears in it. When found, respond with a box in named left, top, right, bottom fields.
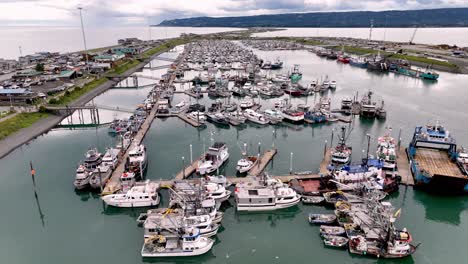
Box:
left=1, top=43, right=468, bottom=263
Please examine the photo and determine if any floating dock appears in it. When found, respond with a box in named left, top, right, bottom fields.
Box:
left=174, top=157, right=201, bottom=180
left=102, top=49, right=187, bottom=195
left=397, top=147, right=414, bottom=186
left=177, top=113, right=204, bottom=127
left=248, top=148, right=278, bottom=176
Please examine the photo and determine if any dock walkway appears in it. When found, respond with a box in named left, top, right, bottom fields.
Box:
left=397, top=147, right=414, bottom=186
left=248, top=149, right=277, bottom=176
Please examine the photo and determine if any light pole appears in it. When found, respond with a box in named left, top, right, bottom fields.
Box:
left=78, top=7, right=88, bottom=72
left=182, top=156, right=185, bottom=179
left=289, top=152, right=294, bottom=174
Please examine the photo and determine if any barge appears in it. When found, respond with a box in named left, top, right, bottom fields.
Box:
left=408, top=123, right=468, bottom=193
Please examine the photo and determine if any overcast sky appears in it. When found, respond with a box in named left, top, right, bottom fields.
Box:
left=1, top=0, right=468, bottom=26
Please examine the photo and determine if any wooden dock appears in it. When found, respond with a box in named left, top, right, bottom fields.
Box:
left=174, top=157, right=201, bottom=180
left=248, top=148, right=278, bottom=176
left=102, top=49, right=188, bottom=195
left=177, top=113, right=204, bottom=127
left=319, top=148, right=332, bottom=175
left=396, top=147, right=414, bottom=186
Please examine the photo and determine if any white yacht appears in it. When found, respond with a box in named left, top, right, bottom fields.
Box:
left=235, top=176, right=301, bottom=211
left=102, top=148, right=120, bottom=169
left=204, top=183, right=231, bottom=203
left=73, top=165, right=90, bottom=190
left=171, top=100, right=188, bottom=114
left=141, top=228, right=214, bottom=257
left=187, top=111, right=206, bottom=124
left=236, top=156, right=258, bottom=173
left=239, top=97, right=255, bottom=109
left=244, top=109, right=269, bottom=125
left=83, top=148, right=102, bottom=171
left=102, top=181, right=160, bottom=207
left=128, top=144, right=148, bottom=176
left=204, top=175, right=232, bottom=188
left=264, top=109, right=283, bottom=124
left=197, top=142, right=229, bottom=175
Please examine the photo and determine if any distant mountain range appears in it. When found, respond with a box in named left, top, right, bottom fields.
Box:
left=158, top=8, right=468, bottom=28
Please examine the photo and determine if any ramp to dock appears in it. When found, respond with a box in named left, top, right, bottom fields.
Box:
left=397, top=148, right=414, bottom=185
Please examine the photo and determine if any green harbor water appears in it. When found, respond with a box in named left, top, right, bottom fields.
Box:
left=1, top=45, right=468, bottom=264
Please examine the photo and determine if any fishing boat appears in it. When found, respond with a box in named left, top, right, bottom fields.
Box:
left=204, top=182, right=231, bottom=203
left=236, top=156, right=258, bottom=173
left=235, top=174, right=301, bottom=211
left=116, top=132, right=132, bottom=151
left=308, top=214, right=337, bottom=224
left=376, top=128, right=397, bottom=170
left=89, top=164, right=113, bottom=190
left=304, top=110, right=327, bottom=124
left=128, top=144, right=148, bottom=177
left=239, top=97, right=255, bottom=109
left=102, top=181, right=160, bottom=207
left=226, top=111, right=246, bottom=125
left=289, top=64, right=302, bottom=83
left=349, top=56, right=368, bottom=68
left=232, top=86, right=247, bottom=97
left=341, top=97, right=353, bottom=111
left=244, top=109, right=269, bottom=125
left=141, top=228, right=214, bottom=257
left=271, top=58, right=283, bottom=69
left=206, top=112, right=230, bottom=126
left=197, top=142, right=230, bottom=175
left=320, top=225, right=346, bottom=236
left=83, top=148, right=102, bottom=171
left=170, top=100, right=188, bottom=114
left=102, top=148, right=120, bottom=169
left=330, top=127, right=352, bottom=164
left=264, top=109, right=283, bottom=124
left=205, top=175, right=232, bottom=188
left=348, top=230, right=417, bottom=258
left=323, top=235, right=349, bottom=248
left=329, top=80, right=337, bottom=89
left=73, top=165, right=90, bottom=190
left=282, top=108, right=304, bottom=123
left=337, top=55, right=350, bottom=64
left=302, top=196, right=325, bottom=204
left=419, top=70, right=439, bottom=80
left=187, top=111, right=206, bottom=124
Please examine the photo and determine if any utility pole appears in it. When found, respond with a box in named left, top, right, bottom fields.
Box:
left=78, top=7, right=89, bottom=72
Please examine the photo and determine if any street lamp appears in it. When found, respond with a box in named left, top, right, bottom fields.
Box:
left=78, top=7, right=89, bottom=72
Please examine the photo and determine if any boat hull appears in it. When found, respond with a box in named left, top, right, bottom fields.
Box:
left=237, top=196, right=300, bottom=212
left=141, top=240, right=214, bottom=257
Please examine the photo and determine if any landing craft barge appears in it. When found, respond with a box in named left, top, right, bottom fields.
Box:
left=408, top=123, right=468, bottom=193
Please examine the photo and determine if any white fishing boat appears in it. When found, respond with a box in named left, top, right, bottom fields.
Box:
left=329, top=80, right=337, bottom=89
left=331, top=127, right=352, bottom=164
left=141, top=228, right=214, bottom=257
left=235, top=175, right=301, bottom=211
left=281, top=108, right=304, bottom=123
left=116, top=132, right=132, bottom=151
left=102, top=181, right=160, bottom=207
left=244, top=109, right=269, bottom=125
left=197, top=142, right=229, bottom=175
left=102, top=148, right=120, bottom=169
left=73, top=165, right=90, bottom=190
left=204, top=175, right=232, bottom=188
left=187, top=111, right=206, bottom=124
left=264, top=109, right=283, bottom=124
left=236, top=156, right=258, bottom=173
left=376, top=128, right=397, bottom=169
left=89, top=164, right=113, bottom=189
left=239, top=97, right=255, bottom=109
left=128, top=144, right=148, bottom=175
left=204, top=182, right=231, bottom=202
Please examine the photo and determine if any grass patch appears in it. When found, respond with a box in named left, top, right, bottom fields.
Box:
left=0, top=110, right=13, bottom=119
left=295, top=39, right=322, bottom=45
left=0, top=112, right=49, bottom=140
left=141, top=38, right=192, bottom=59
left=388, top=54, right=458, bottom=68
left=49, top=77, right=108, bottom=106
left=109, top=60, right=141, bottom=75
left=337, top=46, right=380, bottom=55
